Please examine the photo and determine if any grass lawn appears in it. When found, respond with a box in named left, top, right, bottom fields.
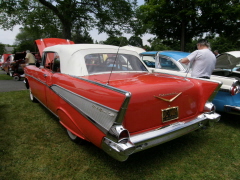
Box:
left=0, top=88, right=240, bottom=179
left=0, top=70, right=12, bottom=80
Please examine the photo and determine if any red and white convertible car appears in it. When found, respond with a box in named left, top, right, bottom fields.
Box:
left=24, top=41, right=222, bottom=161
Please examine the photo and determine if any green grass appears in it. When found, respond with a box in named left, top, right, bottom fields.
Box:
left=0, top=70, right=13, bottom=80
left=0, top=90, right=240, bottom=180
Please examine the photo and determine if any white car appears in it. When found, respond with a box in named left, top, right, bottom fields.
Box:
left=140, top=51, right=240, bottom=115
left=213, top=51, right=240, bottom=80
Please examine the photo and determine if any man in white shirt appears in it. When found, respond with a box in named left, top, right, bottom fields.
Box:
left=180, top=39, right=216, bottom=79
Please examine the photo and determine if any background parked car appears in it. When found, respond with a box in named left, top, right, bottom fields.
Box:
left=2, top=54, right=14, bottom=74
left=140, top=51, right=240, bottom=115
left=0, top=55, right=3, bottom=69
left=212, top=51, right=240, bottom=80
left=24, top=39, right=221, bottom=161
left=9, top=52, right=27, bottom=80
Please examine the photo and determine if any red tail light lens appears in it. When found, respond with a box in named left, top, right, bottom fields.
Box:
left=230, top=85, right=240, bottom=96
left=118, top=129, right=129, bottom=143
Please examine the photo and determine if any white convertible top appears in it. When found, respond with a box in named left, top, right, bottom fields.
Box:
left=43, top=44, right=144, bottom=76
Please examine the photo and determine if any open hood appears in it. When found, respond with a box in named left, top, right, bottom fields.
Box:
left=35, top=38, right=74, bottom=56
left=215, top=51, right=240, bottom=69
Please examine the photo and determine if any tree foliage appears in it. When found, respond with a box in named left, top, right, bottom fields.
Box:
left=147, top=38, right=172, bottom=51
left=0, top=0, right=138, bottom=41
left=13, top=27, right=39, bottom=52
left=102, top=35, right=144, bottom=47
left=210, top=36, right=240, bottom=53
left=137, top=0, right=240, bottom=51
left=72, top=30, right=94, bottom=44
left=103, top=36, right=128, bottom=46
left=0, top=43, right=5, bottom=55
left=128, top=36, right=143, bottom=47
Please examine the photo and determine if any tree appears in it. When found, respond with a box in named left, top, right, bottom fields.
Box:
left=0, top=43, right=5, bottom=55
left=103, top=36, right=128, bottom=46
left=128, top=36, right=143, bottom=47
left=13, top=27, right=39, bottom=52
left=147, top=38, right=171, bottom=51
left=0, top=0, right=138, bottom=40
left=72, top=30, right=94, bottom=44
left=210, top=36, right=240, bottom=53
left=136, top=0, right=240, bottom=51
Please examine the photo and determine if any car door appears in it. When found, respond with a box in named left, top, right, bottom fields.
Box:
left=32, top=52, right=55, bottom=105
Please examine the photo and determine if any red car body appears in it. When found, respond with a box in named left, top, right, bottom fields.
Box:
left=24, top=38, right=221, bottom=161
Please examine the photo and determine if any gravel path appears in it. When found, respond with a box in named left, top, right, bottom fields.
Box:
left=0, top=70, right=26, bottom=92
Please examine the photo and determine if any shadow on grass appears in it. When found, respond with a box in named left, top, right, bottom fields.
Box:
left=218, top=112, right=240, bottom=128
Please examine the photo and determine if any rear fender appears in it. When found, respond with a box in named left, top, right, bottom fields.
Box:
left=191, top=78, right=222, bottom=111
left=57, top=108, right=88, bottom=141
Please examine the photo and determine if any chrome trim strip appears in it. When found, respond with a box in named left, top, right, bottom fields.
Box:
left=71, top=75, right=132, bottom=124
left=224, top=105, right=240, bottom=115
left=25, top=73, right=48, bottom=86
left=51, top=85, right=119, bottom=133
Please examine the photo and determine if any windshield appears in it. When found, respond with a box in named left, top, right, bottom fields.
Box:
left=179, top=61, right=189, bottom=70
left=85, top=53, right=148, bottom=74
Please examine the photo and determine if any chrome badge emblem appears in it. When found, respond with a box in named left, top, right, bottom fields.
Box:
left=154, top=92, right=182, bottom=102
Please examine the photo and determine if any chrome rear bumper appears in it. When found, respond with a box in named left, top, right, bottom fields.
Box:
left=101, top=112, right=220, bottom=162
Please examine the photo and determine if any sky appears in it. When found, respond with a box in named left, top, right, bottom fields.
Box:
left=0, top=0, right=154, bottom=46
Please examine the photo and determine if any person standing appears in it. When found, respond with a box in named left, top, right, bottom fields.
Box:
left=20, top=50, right=36, bottom=77
left=25, top=50, right=36, bottom=66
left=179, top=39, right=216, bottom=79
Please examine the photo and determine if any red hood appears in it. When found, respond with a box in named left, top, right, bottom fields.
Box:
left=85, top=72, right=220, bottom=133
left=35, top=38, right=74, bottom=56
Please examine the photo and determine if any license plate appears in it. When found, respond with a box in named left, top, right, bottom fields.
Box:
left=162, top=106, right=179, bottom=122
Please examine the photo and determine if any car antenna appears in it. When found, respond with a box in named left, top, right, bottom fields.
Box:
left=184, top=60, right=193, bottom=80
left=106, top=38, right=124, bottom=85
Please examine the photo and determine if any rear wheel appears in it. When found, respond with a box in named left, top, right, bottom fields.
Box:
left=29, top=88, right=38, bottom=102
left=66, top=129, right=84, bottom=144
left=13, top=76, right=20, bottom=81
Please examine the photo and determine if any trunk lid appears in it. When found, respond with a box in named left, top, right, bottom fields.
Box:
left=86, top=72, right=220, bottom=133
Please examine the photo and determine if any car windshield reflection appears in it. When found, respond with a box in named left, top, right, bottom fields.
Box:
left=85, top=53, right=148, bottom=74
